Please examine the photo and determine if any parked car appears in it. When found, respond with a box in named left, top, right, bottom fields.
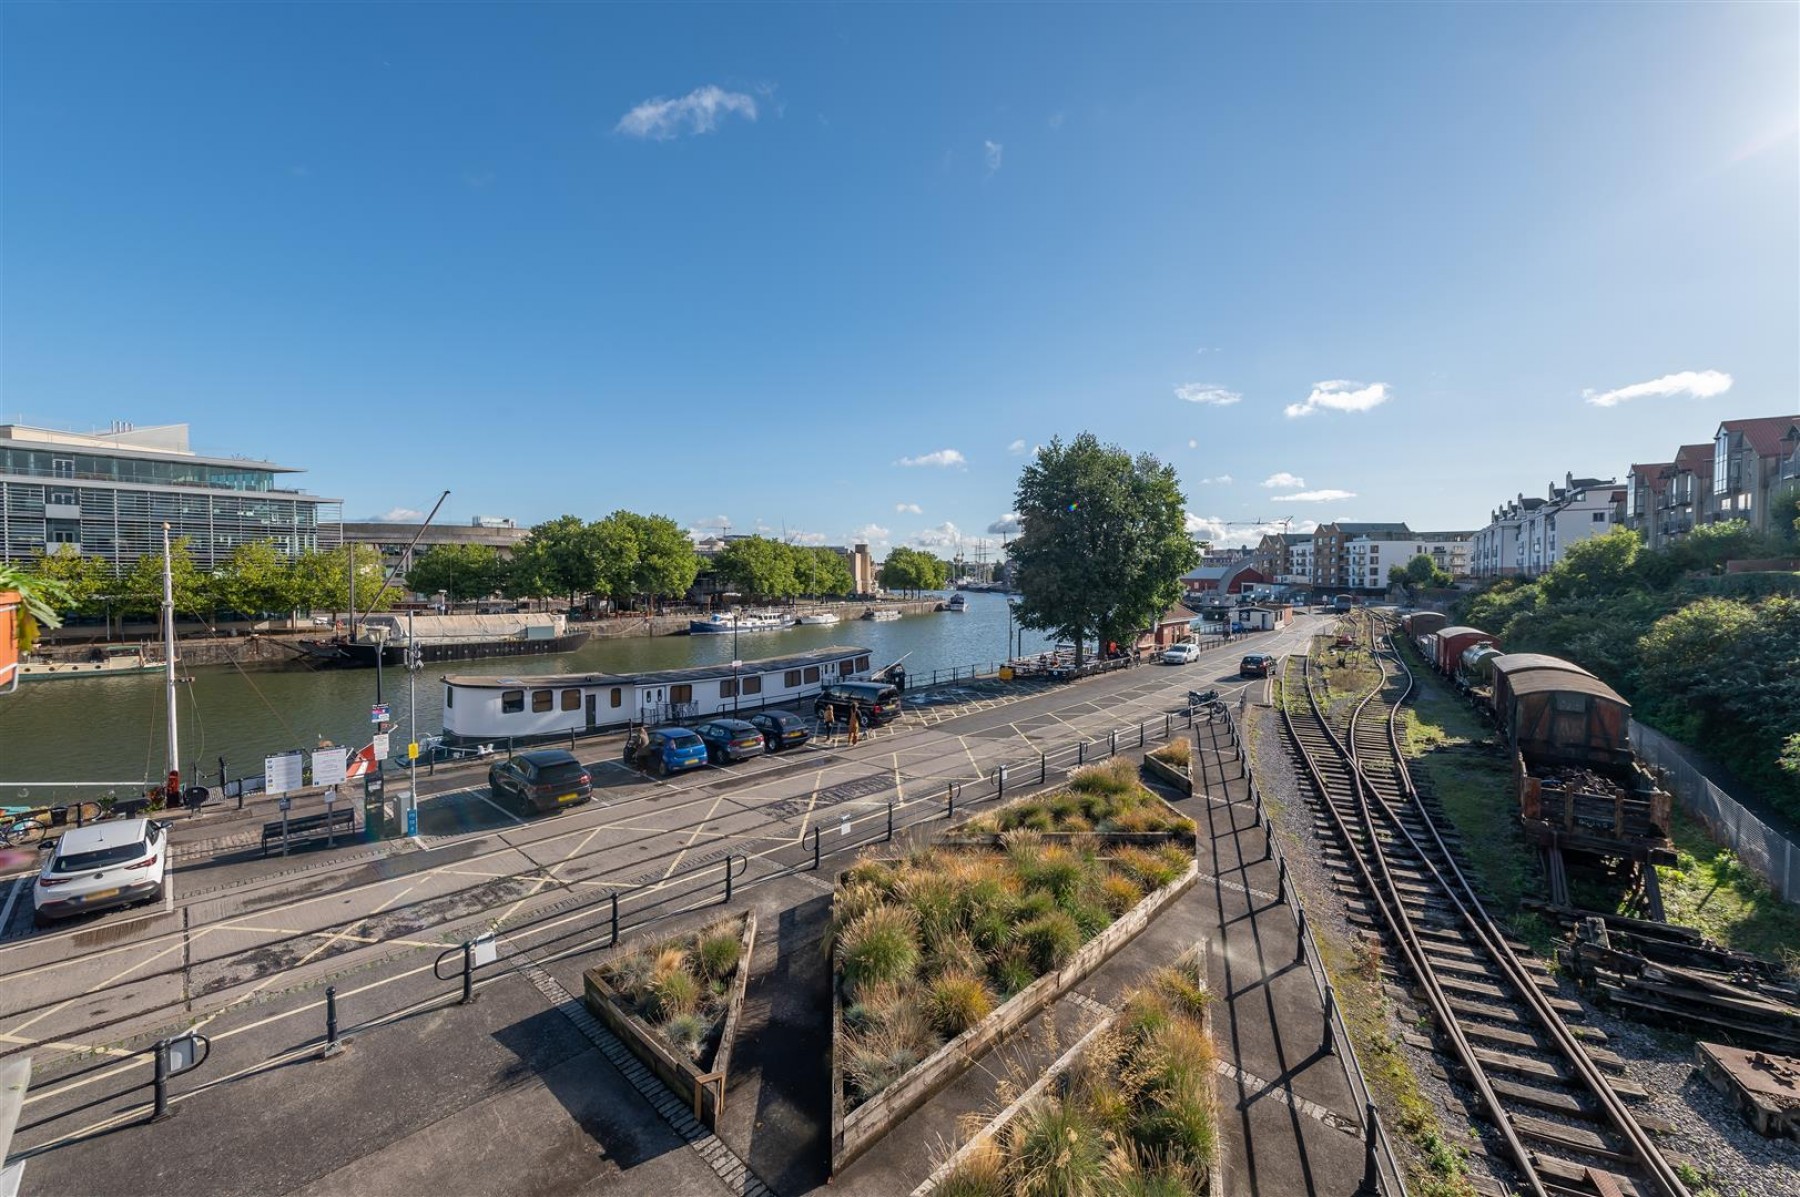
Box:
left=814, top=681, right=903, bottom=727
left=695, top=719, right=768, bottom=764
left=623, top=727, right=709, bottom=776
left=488, top=749, right=593, bottom=813
left=1239, top=653, right=1276, bottom=678
left=1161, top=642, right=1202, bottom=665
left=33, top=819, right=168, bottom=927
left=747, top=711, right=811, bottom=752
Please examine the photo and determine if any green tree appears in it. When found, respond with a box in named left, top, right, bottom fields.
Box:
left=118, top=538, right=212, bottom=620
left=0, top=563, right=73, bottom=652
left=28, top=547, right=114, bottom=619
left=1389, top=553, right=1452, bottom=602
left=406, top=544, right=506, bottom=604
left=509, top=515, right=608, bottom=605
left=213, top=540, right=302, bottom=617
left=1007, top=433, right=1199, bottom=664
left=878, top=546, right=950, bottom=596
left=616, top=512, right=701, bottom=604
left=713, top=536, right=799, bottom=600
left=1537, top=526, right=1641, bottom=603
left=292, top=545, right=392, bottom=617
left=802, top=546, right=854, bottom=597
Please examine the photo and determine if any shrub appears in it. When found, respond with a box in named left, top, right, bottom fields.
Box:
left=605, top=946, right=655, bottom=1000
left=645, top=968, right=700, bottom=1021
left=1019, top=911, right=1082, bottom=973
left=697, top=926, right=743, bottom=981
left=1101, top=874, right=1145, bottom=917
left=936, top=1139, right=1007, bottom=1197
left=839, top=905, right=920, bottom=996
left=1062, top=898, right=1113, bottom=940
left=1151, top=738, right=1191, bottom=766
left=662, top=1011, right=708, bottom=1059
left=1022, top=845, right=1084, bottom=901
left=1114, top=846, right=1182, bottom=890
left=1007, top=1097, right=1108, bottom=1197
left=1070, top=756, right=1137, bottom=797
left=988, top=945, right=1037, bottom=997
left=928, top=970, right=997, bottom=1037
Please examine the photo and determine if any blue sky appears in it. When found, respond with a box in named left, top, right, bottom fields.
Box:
left=4, top=2, right=1795, bottom=556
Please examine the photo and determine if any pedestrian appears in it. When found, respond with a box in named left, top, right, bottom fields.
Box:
left=822, top=703, right=836, bottom=736
left=848, top=705, right=860, bottom=746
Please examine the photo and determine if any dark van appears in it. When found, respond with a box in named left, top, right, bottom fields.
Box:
left=815, top=681, right=902, bottom=727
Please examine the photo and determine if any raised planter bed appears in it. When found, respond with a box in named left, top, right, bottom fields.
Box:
left=582, top=910, right=757, bottom=1128
left=828, top=841, right=1199, bottom=1174
left=1143, top=750, right=1194, bottom=797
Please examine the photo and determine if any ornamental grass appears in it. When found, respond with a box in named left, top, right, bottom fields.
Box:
left=597, top=915, right=746, bottom=1065
left=833, top=837, right=1193, bottom=1109
left=934, top=954, right=1218, bottom=1195
left=961, top=758, right=1193, bottom=838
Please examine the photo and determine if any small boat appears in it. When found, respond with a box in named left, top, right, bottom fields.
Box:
left=797, top=611, right=840, bottom=626
left=945, top=594, right=968, bottom=613
left=861, top=608, right=902, bottom=622
left=689, top=611, right=796, bottom=635
left=19, top=645, right=164, bottom=681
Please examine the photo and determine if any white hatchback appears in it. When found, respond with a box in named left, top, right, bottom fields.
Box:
left=1162, top=642, right=1202, bottom=665
left=33, top=819, right=168, bottom=927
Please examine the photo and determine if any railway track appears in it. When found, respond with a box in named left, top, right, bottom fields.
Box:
left=1280, top=614, right=1690, bottom=1197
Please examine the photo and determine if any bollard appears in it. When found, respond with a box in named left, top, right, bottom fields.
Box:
left=1039, top=753, right=1046, bottom=784
left=1077, top=741, right=1085, bottom=766
left=1109, top=730, right=1117, bottom=757
left=1296, top=906, right=1309, bottom=958
left=724, top=858, right=734, bottom=903
left=1138, top=722, right=1145, bottom=748
left=151, top=1039, right=170, bottom=1120
left=1323, top=988, right=1337, bottom=1054
left=1278, top=856, right=1290, bottom=903
left=996, top=765, right=1005, bottom=800
left=885, top=801, right=894, bottom=842
left=947, top=782, right=956, bottom=820
left=1164, top=714, right=1171, bottom=739
left=812, top=825, right=821, bottom=870
left=324, top=985, right=342, bottom=1056
left=609, top=891, right=620, bottom=944
left=1358, top=1102, right=1381, bottom=1194
left=461, top=941, right=475, bottom=1005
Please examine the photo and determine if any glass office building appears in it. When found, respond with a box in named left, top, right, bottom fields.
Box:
left=0, top=423, right=341, bottom=569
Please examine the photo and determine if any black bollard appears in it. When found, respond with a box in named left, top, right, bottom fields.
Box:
left=151, top=1039, right=170, bottom=1120
left=324, top=985, right=342, bottom=1056
left=461, top=942, right=475, bottom=1005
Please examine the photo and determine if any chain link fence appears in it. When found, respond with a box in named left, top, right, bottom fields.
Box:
left=1630, top=720, right=1800, bottom=905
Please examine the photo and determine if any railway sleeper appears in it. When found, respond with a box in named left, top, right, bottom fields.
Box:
left=1524, top=1152, right=1650, bottom=1197
left=1511, top=1113, right=1636, bottom=1164
left=1407, top=1019, right=1629, bottom=1072
left=1422, top=951, right=1564, bottom=994
left=1454, top=1041, right=1649, bottom=1100
left=1439, top=993, right=1606, bottom=1040
left=1432, top=970, right=1585, bottom=1015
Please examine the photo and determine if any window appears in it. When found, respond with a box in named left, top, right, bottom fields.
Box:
left=1713, top=432, right=1729, bottom=496
left=785, top=670, right=802, bottom=688
left=445, top=686, right=454, bottom=709
left=803, top=666, right=821, bottom=684
left=610, top=687, right=622, bottom=708
left=501, top=690, right=524, bottom=714
left=671, top=684, right=692, bottom=703
left=1591, top=512, right=1607, bottom=523
left=532, top=690, right=554, bottom=713
left=742, top=676, right=761, bottom=695
left=561, top=689, right=581, bottom=711
left=842, top=659, right=857, bottom=675
left=720, top=679, right=737, bottom=698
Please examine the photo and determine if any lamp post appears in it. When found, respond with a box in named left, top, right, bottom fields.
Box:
left=732, top=617, right=741, bottom=714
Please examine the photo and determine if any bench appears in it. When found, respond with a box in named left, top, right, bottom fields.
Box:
left=261, top=807, right=358, bottom=856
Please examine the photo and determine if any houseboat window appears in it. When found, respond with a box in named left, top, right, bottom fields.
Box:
left=803, top=666, right=821, bottom=684
left=720, top=679, right=737, bottom=699
left=856, top=656, right=870, bottom=672
left=561, top=689, right=581, bottom=711
left=742, top=676, right=761, bottom=695
left=501, top=690, right=524, bottom=714
left=610, top=687, right=622, bottom=708
left=671, top=684, right=693, bottom=703
left=445, top=687, right=454, bottom=709
left=785, top=670, right=802, bottom=688
left=841, top=659, right=856, bottom=675
left=532, top=690, right=554, bottom=713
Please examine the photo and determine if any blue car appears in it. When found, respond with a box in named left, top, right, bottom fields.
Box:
left=625, top=727, right=709, bottom=776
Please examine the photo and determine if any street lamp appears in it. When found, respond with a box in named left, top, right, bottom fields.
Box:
left=732, top=616, right=741, bottom=714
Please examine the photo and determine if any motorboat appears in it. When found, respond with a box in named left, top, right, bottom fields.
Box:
left=689, top=611, right=796, bottom=635
left=797, top=611, right=841, bottom=626
left=944, top=593, right=968, bottom=612
left=861, top=608, right=901, bottom=622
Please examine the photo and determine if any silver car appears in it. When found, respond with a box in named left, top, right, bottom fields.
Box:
left=33, top=819, right=168, bottom=927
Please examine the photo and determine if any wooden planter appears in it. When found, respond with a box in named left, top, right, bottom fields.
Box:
left=582, top=910, right=757, bottom=1129
left=1142, top=751, right=1194, bottom=797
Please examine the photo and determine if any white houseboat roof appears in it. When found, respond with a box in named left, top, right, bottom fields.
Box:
left=441, top=645, right=874, bottom=690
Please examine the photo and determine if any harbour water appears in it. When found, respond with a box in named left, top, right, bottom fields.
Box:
left=0, top=592, right=1054, bottom=796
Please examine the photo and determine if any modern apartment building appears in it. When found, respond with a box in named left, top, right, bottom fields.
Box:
left=1618, top=413, right=1800, bottom=547
left=1471, top=473, right=1622, bottom=579
left=1309, top=521, right=1411, bottom=589
left=0, top=422, right=341, bottom=570
left=1343, top=530, right=1474, bottom=591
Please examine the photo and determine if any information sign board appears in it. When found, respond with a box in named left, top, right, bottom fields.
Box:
left=311, top=748, right=348, bottom=787
left=370, top=703, right=390, bottom=725
left=264, top=752, right=303, bottom=795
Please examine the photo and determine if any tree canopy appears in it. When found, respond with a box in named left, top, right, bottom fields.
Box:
left=1389, top=553, right=1452, bottom=602
left=1007, top=433, right=1199, bottom=662
left=878, top=546, right=949, bottom=596
left=406, top=543, right=507, bottom=604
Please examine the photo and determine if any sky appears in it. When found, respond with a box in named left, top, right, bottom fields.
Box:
left=3, top=2, right=1796, bottom=557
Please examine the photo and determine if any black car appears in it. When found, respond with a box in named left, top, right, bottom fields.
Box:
left=488, top=749, right=593, bottom=813
left=1239, top=653, right=1276, bottom=678
left=694, top=719, right=768, bottom=764
left=814, top=681, right=902, bottom=728
left=747, top=710, right=811, bottom=752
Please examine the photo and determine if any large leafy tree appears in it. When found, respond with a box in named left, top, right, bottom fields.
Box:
left=118, top=537, right=212, bottom=619
left=406, top=543, right=507, bottom=604
left=292, top=545, right=392, bottom=617
left=878, top=546, right=949, bottom=597
left=28, top=547, right=114, bottom=619
left=509, top=515, right=607, bottom=604
left=617, top=512, right=701, bottom=604
left=1007, top=433, right=1198, bottom=663
left=214, top=540, right=302, bottom=617
left=1389, top=553, right=1451, bottom=602
left=800, top=546, right=854, bottom=597
left=714, top=536, right=799, bottom=600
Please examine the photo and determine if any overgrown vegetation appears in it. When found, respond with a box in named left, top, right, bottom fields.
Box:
left=1147, top=737, right=1191, bottom=768
left=960, top=758, right=1193, bottom=837
left=1452, top=523, right=1800, bottom=823
left=833, top=835, right=1193, bottom=1108
left=934, top=953, right=1218, bottom=1196
left=596, top=917, right=746, bottom=1065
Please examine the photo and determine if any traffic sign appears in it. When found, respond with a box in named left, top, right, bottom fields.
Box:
left=408, top=741, right=419, bottom=761
left=370, top=704, right=391, bottom=724
left=277, top=796, right=292, bottom=812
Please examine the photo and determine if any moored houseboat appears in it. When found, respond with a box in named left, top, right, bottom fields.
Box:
left=439, top=644, right=876, bottom=746
left=299, top=613, right=590, bottom=668
left=688, top=610, right=795, bottom=635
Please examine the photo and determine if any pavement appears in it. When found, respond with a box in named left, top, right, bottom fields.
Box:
left=1, top=616, right=1336, bottom=1196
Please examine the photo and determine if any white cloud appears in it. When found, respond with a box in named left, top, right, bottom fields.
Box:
left=984, top=140, right=1003, bottom=174
left=378, top=507, right=424, bottom=522
left=897, top=448, right=966, bottom=468
left=1582, top=369, right=1733, bottom=408
left=1271, top=489, right=1357, bottom=502
left=690, top=514, right=731, bottom=531
left=1196, top=474, right=1232, bottom=485
left=615, top=85, right=759, bottom=140
left=1187, top=439, right=1198, bottom=449
left=752, top=519, right=775, bottom=534
left=910, top=521, right=963, bottom=549
left=1284, top=380, right=1391, bottom=418
left=895, top=502, right=922, bottom=514
left=988, top=512, right=1022, bottom=535
left=789, top=531, right=828, bottom=546
left=1008, top=439, right=1028, bottom=454
left=854, top=523, right=891, bottom=543
left=1175, top=383, right=1242, bottom=407
left=1261, top=472, right=1305, bottom=488
left=1184, top=514, right=1319, bottom=547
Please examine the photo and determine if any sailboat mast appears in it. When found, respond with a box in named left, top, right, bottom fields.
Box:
left=162, top=522, right=180, bottom=790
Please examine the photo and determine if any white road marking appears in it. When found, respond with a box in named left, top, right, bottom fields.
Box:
left=470, top=788, right=527, bottom=826
left=0, top=877, right=25, bottom=935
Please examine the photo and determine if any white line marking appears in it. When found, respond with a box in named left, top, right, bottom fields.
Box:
left=470, top=788, right=526, bottom=826
left=0, top=878, right=25, bottom=935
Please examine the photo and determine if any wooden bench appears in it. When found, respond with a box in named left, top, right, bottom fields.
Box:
left=261, top=807, right=357, bottom=856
